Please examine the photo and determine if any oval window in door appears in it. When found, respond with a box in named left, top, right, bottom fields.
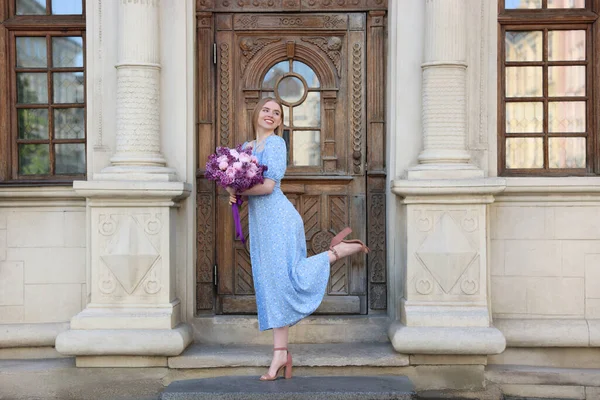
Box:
left=261, top=60, right=321, bottom=168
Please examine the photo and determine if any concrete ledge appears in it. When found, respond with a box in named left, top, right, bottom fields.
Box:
left=388, top=322, right=506, bottom=355
left=0, top=346, right=67, bottom=360
left=55, top=323, right=193, bottom=358
left=190, top=315, right=390, bottom=345
left=500, top=384, right=585, bottom=400
left=489, top=348, right=600, bottom=369
left=0, top=322, right=69, bottom=348
left=161, top=376, right=415, bottom=400
left=168, top=343, right=410, bottom=369
left=487, top=364, right=600, bottom=387
left=495, top=319, right=590, bottom=347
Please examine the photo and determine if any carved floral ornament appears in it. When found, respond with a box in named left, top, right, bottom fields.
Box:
left=197, top=0, right=386, bottom=11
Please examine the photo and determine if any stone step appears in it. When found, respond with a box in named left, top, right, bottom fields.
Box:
left=160, top=375, right=415, bottom=400
left=168, top=342, right=410, bottom=369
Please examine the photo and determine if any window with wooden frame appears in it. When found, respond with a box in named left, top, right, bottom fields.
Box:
left=498, top=0, right=600, bottom=176
left=0, top=0, right=85, bottom=183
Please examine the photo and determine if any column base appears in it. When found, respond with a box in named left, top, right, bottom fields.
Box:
left=55, top=323, right=192, bottom=360
left=388, top=321, right=506, bottom=355
left=407, top=163, right=484, bottom=180
left=95, top=165, right=178, bottom=182
left=70, top=303, right=181, bottom=330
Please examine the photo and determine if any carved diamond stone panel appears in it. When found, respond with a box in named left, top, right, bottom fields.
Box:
left=100, top=216, right=159, bottom=295
left=415, top=213, right=476, bottom=293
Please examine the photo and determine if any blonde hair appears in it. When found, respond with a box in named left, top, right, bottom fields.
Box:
left=252, top=97, right=284, bottom=136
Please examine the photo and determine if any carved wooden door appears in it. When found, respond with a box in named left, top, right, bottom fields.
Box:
left=196, top=8, right=388, bottom=316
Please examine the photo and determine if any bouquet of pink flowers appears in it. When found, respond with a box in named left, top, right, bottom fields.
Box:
left=205, top=144, right=268, bottom=243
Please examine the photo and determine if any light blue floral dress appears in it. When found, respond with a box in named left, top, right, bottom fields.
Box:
left=244, top=135, right=330, bottom=331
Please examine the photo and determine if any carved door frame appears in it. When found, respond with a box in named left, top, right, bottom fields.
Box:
left=195, top=0, right=387, bottom=315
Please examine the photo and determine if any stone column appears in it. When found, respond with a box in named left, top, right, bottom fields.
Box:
left=408, top=0, right=481, bottom=180
left=389, top=0, right=506, bottom=357
left=56, top=0, right=191, bottom=367
left=99, top=0, right=176, bottom=181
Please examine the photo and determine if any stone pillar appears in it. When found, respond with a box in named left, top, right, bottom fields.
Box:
left=99, top=0, right=176, bottom=181
left=388, top=0, right=506, bottom=356
left=55, top=0, right=191, bottom=367
left=408, top=0, right=481, bottom=180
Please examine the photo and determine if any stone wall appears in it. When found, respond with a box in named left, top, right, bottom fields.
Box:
left=0, top=191, right=86, bottom=325
left=491, top=198, right=600, bottom=320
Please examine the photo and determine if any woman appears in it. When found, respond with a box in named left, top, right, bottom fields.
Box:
left=227, top=97, right=368, bottom=381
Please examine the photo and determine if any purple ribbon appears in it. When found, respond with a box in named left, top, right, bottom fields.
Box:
left=232, top=197, right=245, bottom=243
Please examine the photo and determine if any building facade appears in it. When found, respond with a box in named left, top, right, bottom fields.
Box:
left=1, top=0, right=600, bottom=397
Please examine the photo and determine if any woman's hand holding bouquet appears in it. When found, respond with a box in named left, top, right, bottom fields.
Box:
left=205, top=144, right=267, bottom=243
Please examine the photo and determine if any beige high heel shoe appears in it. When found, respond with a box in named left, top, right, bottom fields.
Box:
left=259, top=347, right=293, bottom=381
left=329, top=227, right=370, bottom=262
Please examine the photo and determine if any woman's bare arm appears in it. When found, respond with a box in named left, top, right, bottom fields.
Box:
left=238, top=179, right=275, bottom=196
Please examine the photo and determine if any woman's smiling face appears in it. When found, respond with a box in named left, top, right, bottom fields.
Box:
left=256, top=100, right=282, bottom=132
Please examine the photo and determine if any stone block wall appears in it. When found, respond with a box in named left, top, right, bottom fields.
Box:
left=0, top=207, right=86, bottom=324
left=490, top=202, right=600, bottom=320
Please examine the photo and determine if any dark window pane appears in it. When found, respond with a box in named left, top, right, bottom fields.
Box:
left=53, top=72, right=84, bottom=103
left=549, top=137, right=586, bottom=168
left=55, top=143, right=85, bottom=174
left=16, top=37, right=47, bottom=68
left=18, top=109, right=49, bottom=139
left=17, top=73, right=48, bottom=104
left=16, top=0, right=46, bottom=15
left=263, top=61, right=289, bottom=89
left=51, top=0, right=83, bottom=14
left=18, top=144, right=50, bottom=175
left=54, top=108, right=84, bottom=139
left=277, top=76, right=305, bottom=104
left=52, top=37, right=84, bottom=68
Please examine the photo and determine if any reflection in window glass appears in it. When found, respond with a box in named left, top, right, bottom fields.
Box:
left=549, top=137, right=586, bottom=168
left=293, top=61, right=320, bottom=88
left=548, top=30, right=586, bottom=61
left=506, top=67, right=543, bottom=97
left=548, top=66, right=585, bottom=97
left=293, top=92, right=320, bottom=128
left=505, top=0, right=542, bottom=9
left=18, top=144, right=50, bottom=175
left=16, top=0, right=46, bottom=15
left=53, top=72, right=85, bottom=103
left=16, top=37, right=47, bottom=68
left=55, top=143, right=86, bottom=174
left=54, top=108, right=85, bottom=139
left=506, top=102, right=543, bottom=133
left=505, top=31, right=542, bottom=62
left=283, top=105, right=290, bottom=126
left=17, top=73, right=48, bottom=104
left=293, top=131, right=320, bottom=167
left=263, top=61, right=289, bottom=89
left=506, top=137, right=543, bottom=168
left=51, top=0, right=83, bottom=15
left=52, top=37, right=84, bottom=68
left=549, top=101, right=585, bottom=132
left=548, top=0, right=585, bottom=8
left=18, top=109, right=49, bottom=139
left=277, top=76, right=305, bottom=104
